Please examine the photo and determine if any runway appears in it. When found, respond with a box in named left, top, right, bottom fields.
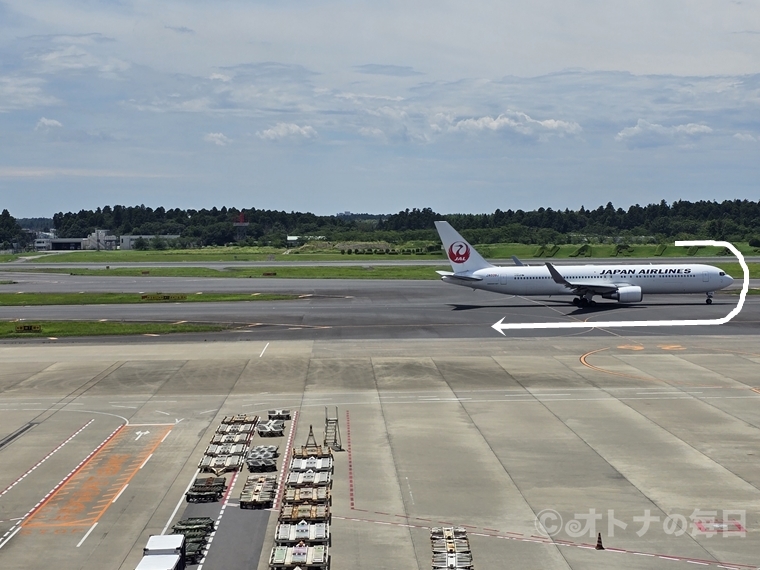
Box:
left=8, top=255, right=760, bottom=270
left=0, top=272, right=757, bottom=342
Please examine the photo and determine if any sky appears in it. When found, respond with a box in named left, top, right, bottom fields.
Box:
left=1, top=1, right=759, bottom=218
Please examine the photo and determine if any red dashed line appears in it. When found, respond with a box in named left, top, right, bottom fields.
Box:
left=0, top=423, right=124, bottom=550
left=337, top=515, right=755, bottom=569
left=273, top=411, right=298, bottom=511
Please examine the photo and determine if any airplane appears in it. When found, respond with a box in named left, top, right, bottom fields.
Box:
left=434, top=221, right=734, bottom=306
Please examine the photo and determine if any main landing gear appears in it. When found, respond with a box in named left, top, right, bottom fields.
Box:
left=572, top=296, right=596, bottom=307
left=706, top=291, right=714, bottom=305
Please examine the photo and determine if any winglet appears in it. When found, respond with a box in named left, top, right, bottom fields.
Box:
left=545, top=262, right=570, bottom=286
left=511, top=255, right=524, bottom=267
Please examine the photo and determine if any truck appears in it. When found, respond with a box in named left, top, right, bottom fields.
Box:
left=135, top=555, right=182, bottom=570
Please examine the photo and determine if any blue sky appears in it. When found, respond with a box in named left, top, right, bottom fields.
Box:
left=1, top=0, right=759, bottom=217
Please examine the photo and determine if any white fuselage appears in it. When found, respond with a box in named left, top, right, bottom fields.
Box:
left=441, top=263, right=733, bottom=297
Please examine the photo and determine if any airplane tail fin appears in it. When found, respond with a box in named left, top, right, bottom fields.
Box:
left=434, top=221, right=494, bottom=273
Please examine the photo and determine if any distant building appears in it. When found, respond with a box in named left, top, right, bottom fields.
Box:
left=35, top=238, right=52, bottom=251
left=120, top=235, right=180, bottom=250
left=86, top=230, right=118, bottom=251
left=49, top=238, right=85, bottom=251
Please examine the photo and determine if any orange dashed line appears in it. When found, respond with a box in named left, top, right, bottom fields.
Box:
left=23, top=426, right=171, bottom=529
left=580, top=347, right=658, bottom=382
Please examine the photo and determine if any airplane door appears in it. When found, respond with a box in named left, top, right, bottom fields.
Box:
left=702, top=271, right=709, bottom=282
left=499, top=275, right=508, bottom=285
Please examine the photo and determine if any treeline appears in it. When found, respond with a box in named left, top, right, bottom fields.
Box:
left=40, top=199, right=760, bottom=247
left=0, top=209, right=32, bottom=250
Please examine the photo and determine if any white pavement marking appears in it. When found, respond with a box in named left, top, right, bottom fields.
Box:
left=0, top=419, right=94, bottom=499
left=197, top=470, right=240, bottom=570
left=139, top=454, right=153, bottom=469
left=259, top=342, right=270, bottom=357
left=76, top=522, right=98, bottom=547
left=0, top=424, right=123, bottom=551
left=162, top=469, right=199, bottom=535
left=160, top=430, right=172, bottom=443
left=0, top=527, right=21, bottom=550
left=111, top=484, right=128, bottom=503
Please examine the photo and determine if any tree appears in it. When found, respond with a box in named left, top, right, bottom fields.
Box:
left=133, top=237, right=149, bottom=250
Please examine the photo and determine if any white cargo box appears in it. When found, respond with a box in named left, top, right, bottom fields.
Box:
left=289, top=457, right=333, bottom=472
left=135, top=554, right=182, bottom=570
left=143, top=534, right=184, bottom=556
left=269, top=544, right=329, bottom=569
left=275, top=520, right=330, bottom=544
left=285, top=470, right=332, bottom=487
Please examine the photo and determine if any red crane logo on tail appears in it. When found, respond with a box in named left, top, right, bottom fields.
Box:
left=448, top=241, right=470, bottom=264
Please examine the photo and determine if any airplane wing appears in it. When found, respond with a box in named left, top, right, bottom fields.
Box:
left=545, top=262, right=624, bottom=295
left=511, top=256, right=525, bottom=267
left=436, top=270, right=483, bottom=282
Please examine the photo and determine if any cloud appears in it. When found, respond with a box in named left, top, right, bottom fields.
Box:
left=733, top=132, right=757, bottom=142
left=0, top=76, right=59, bottom=111
left=257, top=123, right=317, bottom=141
left=354, top=64, right=423, bottom=77
left=204, top=132, right=231, bottom=146
left=447, top=111, right=582, bottom=140
left=31, top=45, right=130, bottom=76
left=35, top=117, right=62, bottom=130
left=0, top=167, right=171, bottom=178
left=165, top=25, right=195, bottom=35
left=615, top=119, right=713, bottom=147
left=210, top=73, right=231, bottom=82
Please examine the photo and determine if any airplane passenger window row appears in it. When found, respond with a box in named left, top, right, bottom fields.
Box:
left=515, top=274, right=696, bottom=279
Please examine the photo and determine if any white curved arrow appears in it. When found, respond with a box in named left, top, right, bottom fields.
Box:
left=492, top=240, right=749, bottom=335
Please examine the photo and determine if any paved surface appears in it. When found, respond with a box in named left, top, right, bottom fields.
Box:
left=1, top=271, right=757, bottom=294
left=1, top=272, right=758, bottom=342
left=6, top=255, right=760, bottom=269
left=0, top=337, right=758, bottom=570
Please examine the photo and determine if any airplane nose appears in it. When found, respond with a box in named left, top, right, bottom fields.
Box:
left=725, top=274, right=734, bottom=286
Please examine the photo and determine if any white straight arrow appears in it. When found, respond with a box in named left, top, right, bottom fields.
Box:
left=491, top=240, right=749, bottom=335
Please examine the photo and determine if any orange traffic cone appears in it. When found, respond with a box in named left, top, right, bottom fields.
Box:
left=595, top=532, right=604, bottom=550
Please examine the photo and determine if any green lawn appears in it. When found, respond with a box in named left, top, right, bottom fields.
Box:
left=710, top=262, right=760, bottom=279
left=9, top=242, right=758, bottom=264
left=1, top=321, right=229, bottom=338
left=3, top=265, right=445, bottom=280
left=0, top=292, right=300, bottom=306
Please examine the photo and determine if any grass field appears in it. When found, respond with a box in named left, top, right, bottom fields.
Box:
left=1, top=321, right=229, bottom=338
left=5, top=261, right=758, bottom=280
left=4, top=265, right=445, bottom=279
left=9, top=242, right=759, bottom=264
left=0, top=292, right=300, bottom=306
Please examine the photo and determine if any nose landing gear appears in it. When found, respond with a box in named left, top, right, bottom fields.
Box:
left=706, top=292, right=714, bottom=305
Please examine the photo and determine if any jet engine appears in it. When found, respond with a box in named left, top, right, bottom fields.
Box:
left=602, top=285, right=643, bottom=303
